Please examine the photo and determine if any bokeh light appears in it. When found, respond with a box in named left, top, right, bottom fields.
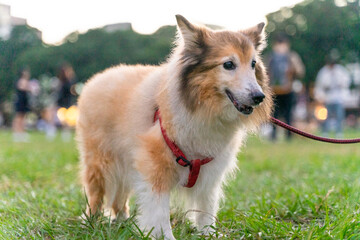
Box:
left=314, top=105, right=328, bottom=121
left=57, top=106, right=78, bottom=127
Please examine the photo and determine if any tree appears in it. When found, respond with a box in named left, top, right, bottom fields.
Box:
left=0, top=25, right=42, bottom=102
left=14, top=26, right=176, bottom=85
left=265, top=0, right=360, bottom=84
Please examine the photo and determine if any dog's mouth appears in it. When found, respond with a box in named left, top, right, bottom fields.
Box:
left=225, top=89, right=253, bottom=115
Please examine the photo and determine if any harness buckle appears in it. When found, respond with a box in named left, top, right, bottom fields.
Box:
left=176, top=156, right=191, bottom=167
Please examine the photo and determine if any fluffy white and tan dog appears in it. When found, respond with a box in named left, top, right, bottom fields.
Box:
left=76, top=15, right=273, bottom=239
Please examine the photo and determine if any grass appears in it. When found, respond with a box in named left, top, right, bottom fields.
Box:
left=1, top=129, right=360, bottom=239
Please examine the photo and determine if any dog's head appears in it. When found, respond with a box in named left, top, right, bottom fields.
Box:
left=175, top=15, right=273, bottom=126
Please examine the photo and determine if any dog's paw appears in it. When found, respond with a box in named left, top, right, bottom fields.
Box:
left=103, top=208, right=130, bottom=223
left=201, top=226, right=215, bottom=236
left=103, top=208, right=117, bottom=223
left=199, top=225, right=225, bottom=238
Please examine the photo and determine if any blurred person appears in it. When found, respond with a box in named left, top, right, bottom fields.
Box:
left=346, top=57, right=360, bottom=108
left=38, top=107, right=57, bottom=140
left=57, top=63, right=76, bottom=109
left=56, top=63, right=77, bottom=141
left=268, top=33, right=305, bottom=141
left=36, top=75, right=63, bottom=140
left=345, top=57, right=360, bottom=128
left=12, top=68, right=31, bottom=142
left=314, top=55, right=351, bottom=137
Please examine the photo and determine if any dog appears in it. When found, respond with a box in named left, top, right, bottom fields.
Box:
left=76, top=15, right=273, bottom=239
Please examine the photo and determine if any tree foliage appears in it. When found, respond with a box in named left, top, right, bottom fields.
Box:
left=265, top=0, right=360, bottom=84
left=1, top=25, right=176, bottom=101
left=16, top=26, right=176, bottom=83
left=1, top=0, right=359, bottom=102
left=0, top=25, right=42, bottom=102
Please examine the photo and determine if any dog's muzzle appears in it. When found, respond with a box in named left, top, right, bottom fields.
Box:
left=225, top=89, right=265, bottom=115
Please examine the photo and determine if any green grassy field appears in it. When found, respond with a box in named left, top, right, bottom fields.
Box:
left=1, top=129, right=360, bottom=239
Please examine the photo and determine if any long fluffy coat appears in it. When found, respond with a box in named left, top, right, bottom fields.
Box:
left=76, top=15, right=272, bottom=239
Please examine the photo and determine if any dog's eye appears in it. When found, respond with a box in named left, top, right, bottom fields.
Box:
left=251, top=60, right=256, bottom=69
left=223, top=61, right=236, bottom=70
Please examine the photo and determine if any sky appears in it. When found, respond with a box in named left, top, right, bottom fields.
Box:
left=1, top=0, right=303, bottom=44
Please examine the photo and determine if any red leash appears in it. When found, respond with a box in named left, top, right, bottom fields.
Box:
left=271, top=117, right=360, bottom=144
left=154, top=109, right=360, bottom=188
left=154, top=109, right=213, bottom=188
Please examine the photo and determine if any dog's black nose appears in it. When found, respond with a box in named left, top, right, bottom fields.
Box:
left=251, top=92, right=265, bottom=105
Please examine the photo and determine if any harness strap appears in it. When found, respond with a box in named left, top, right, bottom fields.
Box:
left=154, top=109, right=213, bottom=188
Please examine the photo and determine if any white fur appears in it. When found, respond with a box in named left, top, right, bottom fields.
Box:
left=134, top=174, right=175, bottom=240
left=77, top=16, right=269, bottom=240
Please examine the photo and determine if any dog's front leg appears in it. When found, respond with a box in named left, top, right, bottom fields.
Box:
left=194, top=184, right=222, bottom=236
left=135, top=181, right=175, bottom=240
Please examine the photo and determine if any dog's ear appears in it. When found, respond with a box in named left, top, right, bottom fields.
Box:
left=175, top=15, right=206, bottom=49
left=176, top=15, right=196, bottom=37
left=241, top=22, right=267, bottom=52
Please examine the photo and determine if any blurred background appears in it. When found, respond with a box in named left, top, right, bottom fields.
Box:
left=0, top=0, right=359, bottom=141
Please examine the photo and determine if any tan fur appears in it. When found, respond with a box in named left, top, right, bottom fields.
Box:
left=157, top=86, right=177, bottom=139
left=77, top=65, right=161, bottom=214
left=76, top=15, right=273, bottom=239
left=135, top=125, right=178, bottom=193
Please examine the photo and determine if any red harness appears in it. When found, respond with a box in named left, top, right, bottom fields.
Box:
left=154, top=109, right=213, bottom=188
